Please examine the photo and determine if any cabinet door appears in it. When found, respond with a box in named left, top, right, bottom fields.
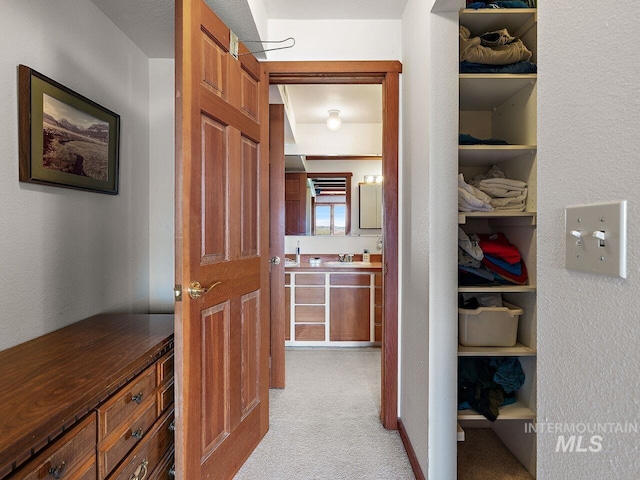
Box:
left=329, top=287, right=370, bottom=341
left=285, top=173, right=307, bottom=235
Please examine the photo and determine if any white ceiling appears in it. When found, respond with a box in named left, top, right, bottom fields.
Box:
left=285, top=85, right=382, bottom=124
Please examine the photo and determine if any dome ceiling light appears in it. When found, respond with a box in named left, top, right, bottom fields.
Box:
left=326, top=109, right=342, bottom=131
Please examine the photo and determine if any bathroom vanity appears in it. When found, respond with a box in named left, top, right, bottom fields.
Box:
left=285, top=257, right=383, bottom=346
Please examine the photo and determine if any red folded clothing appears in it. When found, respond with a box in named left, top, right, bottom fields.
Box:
left=478, top=232, right=521, bottom=264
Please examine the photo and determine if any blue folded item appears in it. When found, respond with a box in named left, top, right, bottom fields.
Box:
left=484, top=254, right=522, bottom=275
left=459, top=133, right=509, bottom=145
left=460, top=61, right=537, bottom=74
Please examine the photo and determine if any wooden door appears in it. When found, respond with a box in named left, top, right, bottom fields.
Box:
left=175, top=1, right=269, bottom=478
left=269, top=104, right=285, bottom=388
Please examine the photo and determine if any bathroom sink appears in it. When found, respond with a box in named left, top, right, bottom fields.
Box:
left=324, top=261, right=373, bottom=267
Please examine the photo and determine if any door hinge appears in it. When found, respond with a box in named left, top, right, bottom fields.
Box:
left=174, top=284, right=182, bottom=302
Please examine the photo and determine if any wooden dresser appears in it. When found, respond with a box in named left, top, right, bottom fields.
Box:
left=0, top=314, right=174, bottom=480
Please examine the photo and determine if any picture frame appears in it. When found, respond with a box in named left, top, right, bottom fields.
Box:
left=18, top=65, right=120, bottom=194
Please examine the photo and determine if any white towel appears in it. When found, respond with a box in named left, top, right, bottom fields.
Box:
left=458, top=187, right=494, bottom=212
left=458, top=174, right=492, bottom=203
left=479, top=177, right=527, bottom=190
left=478, top=186, right=527, bottom=198
left=494, top=203, right=526, bottom=212
left=489, top=189, right=528, bottom=207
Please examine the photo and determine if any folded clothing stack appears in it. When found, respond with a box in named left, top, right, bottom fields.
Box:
left=458, top=165, right=528, bottom=212
left=458, top=229, right=528, bottom=286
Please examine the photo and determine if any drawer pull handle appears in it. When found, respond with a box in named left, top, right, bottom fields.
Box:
left=131, top=392, right=144, bottom=404
left=131, top=427, right=144, bottom=440
left=169, top=420, right=176, bottom=432
left=168, top=464, right=176, bottom=477
left=48, top=461, right=67, bottom=479
left=129, top=458, right=148, bottom=480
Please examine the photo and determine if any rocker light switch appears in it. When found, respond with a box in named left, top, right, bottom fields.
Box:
left=565, top=201, right=627, bottom=278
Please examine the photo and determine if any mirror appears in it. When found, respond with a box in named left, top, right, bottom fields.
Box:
left=277, top=83, right=383, bottom=236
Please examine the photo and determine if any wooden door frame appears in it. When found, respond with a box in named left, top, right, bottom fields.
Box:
left=265, top=61, right=401, bottom=430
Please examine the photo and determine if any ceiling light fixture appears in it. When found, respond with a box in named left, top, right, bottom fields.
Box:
left=326, top=109, right=342, bottom=131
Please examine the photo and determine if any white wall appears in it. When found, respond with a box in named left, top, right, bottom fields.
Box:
left=537, top=1, right=640, bottom=477
left=266, top=19, right=402, bottom=61
left=149, top=59, right=175, bottom=312
left=0, top=0, right=151, bottom=350
left=400, top=0, right=460, bottom=477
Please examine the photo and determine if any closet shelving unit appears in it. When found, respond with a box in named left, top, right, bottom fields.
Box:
left=457, top=7, right=538, bottom=476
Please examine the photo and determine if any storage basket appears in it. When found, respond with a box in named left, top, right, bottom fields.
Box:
left=458, top=301, right=523, bottom=347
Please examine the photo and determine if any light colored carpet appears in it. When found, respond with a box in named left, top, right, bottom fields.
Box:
left=234, top=348, right=415, bottom=480
left=458, top=428, right=534, bottom=480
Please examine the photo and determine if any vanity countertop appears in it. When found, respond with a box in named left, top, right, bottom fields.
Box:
left=285, top=261, right=382, bottom=272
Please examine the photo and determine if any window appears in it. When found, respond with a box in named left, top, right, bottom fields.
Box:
left=308, top=173, right=351, bottom=236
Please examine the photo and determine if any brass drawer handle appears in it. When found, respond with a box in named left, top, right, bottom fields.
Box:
left=169, top=420, right=175, bottom=432
left=48, top=461, right=67, bottom=479
left=131, top=427, right=144, bottom=440
left=129, top=458, right=148, bottom=480
left=131, top=392, right=144, bottom=404
left=168, top=464, right=176, bottom=477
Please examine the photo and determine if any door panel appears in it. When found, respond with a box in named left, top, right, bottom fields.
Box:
left=176, top=0, right=269, bottom=478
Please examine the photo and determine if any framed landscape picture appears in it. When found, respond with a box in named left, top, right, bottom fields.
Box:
left=18, top=65, right=120, bottom=194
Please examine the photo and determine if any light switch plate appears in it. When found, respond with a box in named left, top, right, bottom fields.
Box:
left=565, top=201, right=627, bottom=278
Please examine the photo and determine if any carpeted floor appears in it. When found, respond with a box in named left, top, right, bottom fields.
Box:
left=234, top=348, right=415, bottom=480
left=458, top=428, right=534, bottom=480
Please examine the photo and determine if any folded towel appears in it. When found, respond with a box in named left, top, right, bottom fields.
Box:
left=478, top=186, right=526, bottom=198
left=494, top=203, right=526, bottom=212
left=459, top=248, right=482, bottom=268
left=489, top=189, right=528, bottom=207
left=478, top=232, right=521, bottom=264
left=479, top=177, right=527, bottom=190
left=459, top=187, right=494, bottom=211
left=459, top=174, right=493, bottom=203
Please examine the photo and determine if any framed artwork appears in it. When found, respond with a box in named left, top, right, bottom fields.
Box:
left=18, top=65, right=120, bottom=194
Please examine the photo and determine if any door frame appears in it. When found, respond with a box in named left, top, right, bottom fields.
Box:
left=265, top=60, right=401, bottom=429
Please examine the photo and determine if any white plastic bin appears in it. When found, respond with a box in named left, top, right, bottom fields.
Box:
left=458, top=301, right=523, bottom=347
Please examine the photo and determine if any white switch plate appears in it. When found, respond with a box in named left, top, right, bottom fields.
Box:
left=565, top=201, right=627, bottom=278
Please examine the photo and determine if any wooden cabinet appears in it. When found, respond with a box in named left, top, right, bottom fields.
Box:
left=286, top=270, right=379, bottom=345
left=0, top=314, right=174, bottom=480
left=285, top=172, right=307, bottom=235
left=12, top=414, right=97, bottom=480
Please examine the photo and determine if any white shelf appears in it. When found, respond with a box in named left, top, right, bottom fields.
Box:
left=460, top=8, right=537, bottom=38
left=457, top=423, right=465, bottom=442
left=458, top=342, right=536, bottom=357
left=458, top=285, right=536, bottom=293
left=460, top=75, right=537, bottom=111
left=458, top=401, right=536, bottom=421
left=458, top=211, right=536, bottom=225
left=459, top=145, right=536, bottom=167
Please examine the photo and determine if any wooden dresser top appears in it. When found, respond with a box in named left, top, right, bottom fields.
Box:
left=0, top=314, right=174, bottom=478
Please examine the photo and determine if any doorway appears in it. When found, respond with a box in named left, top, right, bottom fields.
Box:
left=266, top=61, right=401, bottom=429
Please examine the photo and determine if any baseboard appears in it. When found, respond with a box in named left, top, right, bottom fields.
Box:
left=397, top=418, right=426, bottom=480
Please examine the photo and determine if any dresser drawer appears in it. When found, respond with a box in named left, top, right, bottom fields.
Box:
left=156, top=353, right=174, bottom=385
left=98, top=398, right=157, bottom=479
left=11, top=414, right=96, bottom=480
left=98, top=366, right=156, bottom=440
left=157, top=381, right=174, bottom=416
left=108, top=409, right=174, bottom=480
left=147, top=450, right=174, bottom=480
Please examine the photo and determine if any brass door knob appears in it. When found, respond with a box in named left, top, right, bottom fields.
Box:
left=188, top=281, right=222, bottom=299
